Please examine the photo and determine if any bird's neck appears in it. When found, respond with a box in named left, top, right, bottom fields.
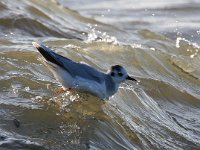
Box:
left=105, top=75, right=119, bottom=96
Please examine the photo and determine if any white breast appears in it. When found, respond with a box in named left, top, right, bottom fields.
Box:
left=74, top=76, right=107, bottom=99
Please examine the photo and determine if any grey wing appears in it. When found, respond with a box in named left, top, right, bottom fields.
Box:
left=33, top=42, right=105, bottom=83
left=64, top=61, right=105, bottom=83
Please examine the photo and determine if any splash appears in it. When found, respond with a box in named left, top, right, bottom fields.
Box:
left=85, top=24, right=118, bottom=44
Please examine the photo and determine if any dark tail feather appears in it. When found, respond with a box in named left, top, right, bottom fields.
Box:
left=32, top=42, right=63, bottom=67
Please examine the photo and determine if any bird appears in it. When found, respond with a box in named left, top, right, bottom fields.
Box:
left=32, top=42, right=137, bottom=99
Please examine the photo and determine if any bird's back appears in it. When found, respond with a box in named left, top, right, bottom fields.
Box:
left=33, top=42, right=106, bottom=84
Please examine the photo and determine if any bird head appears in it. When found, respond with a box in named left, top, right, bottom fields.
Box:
left=108, top=65, right=137, bottom=84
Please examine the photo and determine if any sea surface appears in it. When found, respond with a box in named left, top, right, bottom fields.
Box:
left=0, top=0, right=200, bottom=150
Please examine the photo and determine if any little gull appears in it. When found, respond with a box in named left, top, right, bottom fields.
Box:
left=32, top=42, right=137, bottom=99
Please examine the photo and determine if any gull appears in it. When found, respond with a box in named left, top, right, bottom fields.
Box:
left=32, top=42, right=137, bottom=99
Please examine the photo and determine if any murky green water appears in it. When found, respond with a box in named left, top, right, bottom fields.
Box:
left=0, top=0, right=200, bottom=149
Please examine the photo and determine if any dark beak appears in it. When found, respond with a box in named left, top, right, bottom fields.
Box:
left=126, top=76, right=137, bottom=81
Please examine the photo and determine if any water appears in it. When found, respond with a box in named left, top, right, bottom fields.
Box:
left=0, top=0, right=200, bottom=149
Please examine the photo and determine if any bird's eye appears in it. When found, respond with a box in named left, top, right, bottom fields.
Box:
left=118, top=72, right=123, bottom=76
left=111, top=72, right=115, bottom=76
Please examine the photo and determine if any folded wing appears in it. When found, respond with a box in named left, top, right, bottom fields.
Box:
left=33, top=42, right=105, bottom=83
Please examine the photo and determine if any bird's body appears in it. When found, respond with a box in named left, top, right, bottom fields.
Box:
left=33, top=42, right=136, bottom=99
